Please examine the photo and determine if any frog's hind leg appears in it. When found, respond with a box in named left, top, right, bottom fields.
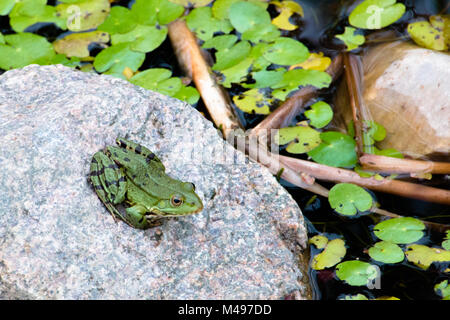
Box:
left=116, top=137, right=165, bottom=171
left=90, top=152, right=127, bottom=223
left=125, top=205, right=163, bottom=229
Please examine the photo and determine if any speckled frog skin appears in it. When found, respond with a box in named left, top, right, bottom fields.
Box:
left=89, top=138, right=203, bottom=229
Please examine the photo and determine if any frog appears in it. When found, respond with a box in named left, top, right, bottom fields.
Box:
left=89, top=137, right=203, bottom=229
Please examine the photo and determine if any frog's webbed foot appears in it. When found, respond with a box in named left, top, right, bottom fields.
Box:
left=90, top=151, right=128, bottom=224
left=124, top=204, right=163, bottom=229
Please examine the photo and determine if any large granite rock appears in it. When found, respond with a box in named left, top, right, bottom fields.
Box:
left=334, top=41, right=450, bottom=159
left=0, top=65, right=311, bottom=299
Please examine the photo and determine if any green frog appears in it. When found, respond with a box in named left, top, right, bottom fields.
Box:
left=89, top=137, right=203, bottom=229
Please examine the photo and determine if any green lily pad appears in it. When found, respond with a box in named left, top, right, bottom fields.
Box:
left=0, top=33, right=4, bottom=44
left=213, top=40, right=251, bottom=71
left=219, top=57, right=253, bottom=88
left=93, top=43, right=145, bottom=75
left=129, top=68, right=172, bottom=88
left=0, top=0, right=15, bottom=15
left=311, top=238, right=347, bottom=270
left=276, top=125, right=321, bottom=154
left=9, top=0, right=66, bottom=32
left=434, top=280, right=450, bottom=300
left=363, top=120, right=386, bottom=145
left=368, top=241, right=405, bottom=263
left=307, top=131, right=357, bottom=168
left=97, top=6, right=136, bottom=35
left=328, top=183, right=373, bottom=216
left=373, top=217, right=425, bottom=244
left=263, top=37, right=309, bottom=66
left=232, top=88, right=271, bottom=114
left=56, top=0, right=110, bottom=32
left=242, top=23, right=281, bottom=43
left=53, top=31, right=109, bottom=58
left=131, top=0, right=184, bottom=26
left=244, top=69, right=286, bottom=89
left=335, top=260, right=379, bottom=286
left=407, top=16, right=448, bottom=51
left=272, top=69, right=331, bottom=100
left=167, top=0, right=213, bottom=8
left=305, top=101, right=333, bottom=129
left=249, top=42, right=271, bottom=70
left=173, top=85, right=200, bottom=105
left=405, top=244, right=450, bottom=270
left=186, top=6, right=232, bottom=41
left=335, top=26, right=365, bottom=51
left=202, top=34, right=237, bottom=51
left=338, top=294, right=369, bottom=300
left=0, top=32, right=55, bottom=70
left=228, top=1, right=271, bottom=33
left=374, top=147, right=403, bottom=158
left=349, top=0, right=406, bottom=30
left=442, top=231, right=450, bottom=251
left=111, top=24, right=167, bottom=53
left=309, top=235, right=329, bottom=249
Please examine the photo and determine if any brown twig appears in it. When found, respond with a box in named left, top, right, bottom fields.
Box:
left=360, top=153, right=450, bottom=174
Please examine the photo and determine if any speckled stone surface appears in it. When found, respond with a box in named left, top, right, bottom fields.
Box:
left=0, top=65, right=310, bottom=299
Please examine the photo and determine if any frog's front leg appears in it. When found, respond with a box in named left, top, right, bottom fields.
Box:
left=125, top=205, right=163, bottom=229
left=90, top=151, right=128, bottom=223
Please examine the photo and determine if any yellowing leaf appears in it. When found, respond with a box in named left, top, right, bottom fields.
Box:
left=271, top=0, right=303, bottom=31
left=311, top=238, right=346, bottom=270
left=53, top=31, right=110, bottom=58
left=233, top=89, right=272, bottom=114
left=289, top=52, right=331, bottom=72
left=405, top=244, right=450, bottom=270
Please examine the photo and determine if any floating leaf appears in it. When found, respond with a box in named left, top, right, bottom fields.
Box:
left=93, top=43, right=145, bottom=74
left=0, top=0, right=15, bottom=15
left=97, top=6, right=136, bottom=34
left=0, top=33, right=4, bottom=44
left=242, top=23, right=280, bottom=43
left=249, top=42, right=271, bottom=70
left=56, top=0, right=110, bottom=32
left=271, top=0, right=303, bottom=31
left=228, top=1, right=271, bottom=33
left=373, top=217, right=425, bottom=244
left=233, top=88, right=272, bottom=114
left=405, top=244, right=450, bottom=270
left=309, top=235, right=329, bottom=249
left=305, top=101, right=333, bottom=129
left=311, top=238, right=346, bottom=270
left=363, top=120, right=386, bottom=145
left=335, top=27, right=365, bottom=51
left=443, top=231, right=450, bottom=251
left=0, top=33, right=55, bottom=70
left=368, top=241, right=405, bottom=263
left=263, top=37, right=309, bottom=66
left=335, top=260, right=379, bottom=286
left=186, top=6, right=232, bottom=41
left=374, top=147, right=403, bottom=158
left=173, top=85, right=200, bottom=105
left=131, top=0, right=184, bottom=26
left=276, top=125, right=321, bottom=154
left=434, top=280, right=450, bottom=300
left=328, top=183, right=373, bottom=216
left=338, top=294, right=369, bottom=300
left=307, top=131, right=357, bottom=168
left=202, top=34, right=237, bottom=51
left=167, top=0, right=213, bottom=8
left=53, top=31, right=109, bottom=58
left=407, top=16, right=448, bottom=51
left=219, top=57, right=253, bottom=88
left=290, top=52, right=331, bottom=72
left=9, top=0, right=66, bottom=32
left=244, top=69, right=285, bottom=89
left=111, top=24, right=167, bottom=53
left=272, top=69, right=331, bottom=100
left=349, top=0, right=405, bottom=30
left=213, top=40, right=251, bottom=71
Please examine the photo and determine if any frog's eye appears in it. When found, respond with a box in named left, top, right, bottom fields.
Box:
left=171, top=195, right=184, bottom=207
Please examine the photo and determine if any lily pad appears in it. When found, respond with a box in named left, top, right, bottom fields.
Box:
left=242, top=23, right=281, bottom=43
left=434, top=280, right=450, bottom=300
left=276, top=125, right=321, bottom=154
left=368, top=241, right=405, bottom=264
left=0, top=32, right=55, bottom=70
left=328, top=183, right=373, bottom=216
left=363, top=120, right=386, bottom=145
left=290, top=52, right=331, bottom=72
left=339, top=294, right=369, bottom=300
left=443, top=231, right=450, bottom=251
left=219, top=57, right=253, bottom=88
left=212, top=40, right=251, bottom=71
left=53, top=31, right=109, bottom=58
left=97, top=6, right=136, bottom=35
left=373, top=217, right=425, bottom=244
left=307, top=131, right=357, bottom=168
left=228, top=1, right=271, bottom=33
left=173, top=86, right=200, bottom=105
left=311, top=238, right=347, bottom=270
left=335, top=27, right=365, bottom=51
left=212, top=0, right=241, bottom=20
left=249, top=42, right=271, bottom=70
left=167, top=0, right=213, bottom=8
left=9, top=0, right=66, bottom=32
left=305, top=101, right=333, bottom=129
left=309, top=235, right=329, bottom=249
left=186, top=6, right=233, bottom=41
left=131, top=0, right=184, bottom=26
left=202, top=34, right=237, bottom=51
left=335, top=260, right=379, bottom=286
left=0, top=0, right=15, bottom=15
left=272, top=69, right=331, bottom=100
left=232, top=88, right=272, bottom=115
left=93, top=43, right=145, bottom=75
left=263, top=37, right=309, bottom=66
left=349, top=0, right=405, bottom=30
left=271, top=0, right=304, bottom=31
left=407, top=16, right=448, bottom=51
left=244, top=69, right=285, bottom=89
left=111, top=24, right=168, bottom=53
left=405, top=244, right=450, bottom=270
left=56, top=0, right=110, bottom=32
